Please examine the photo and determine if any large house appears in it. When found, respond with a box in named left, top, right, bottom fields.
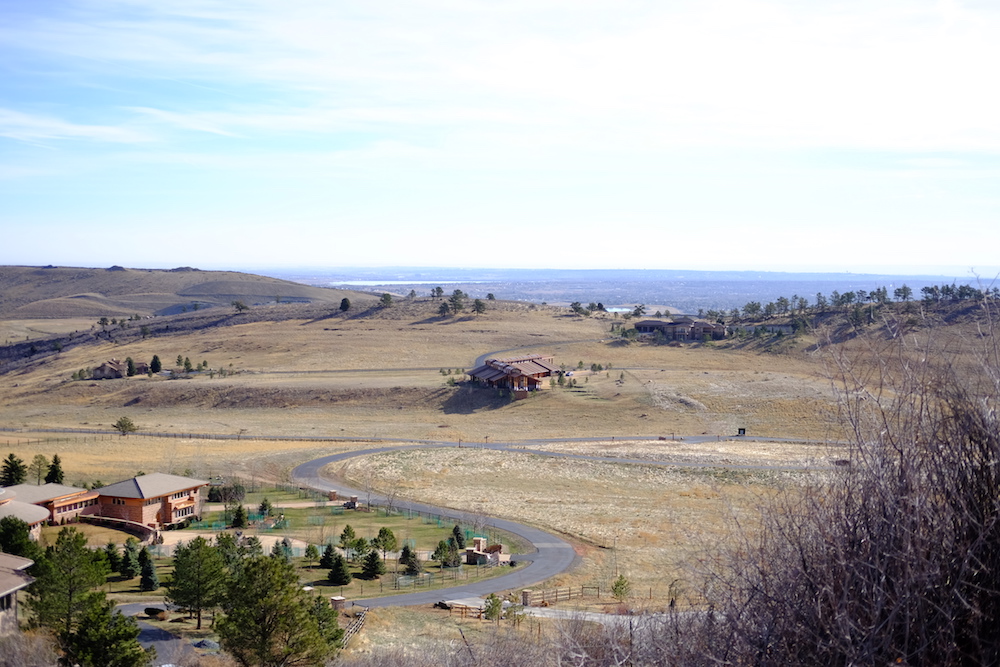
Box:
left=0, top=553, right=33, bottom=636
left=1, top=483, right=100, bottom=524
left=0, top=473, right=208, bottom=536
left=91, top=358, right=150, bottom=379
left=468, top=354, right=559, bottom=395
left=633, top=317, right=727, bottom=341
left=96, top=473, right=208, bottom=529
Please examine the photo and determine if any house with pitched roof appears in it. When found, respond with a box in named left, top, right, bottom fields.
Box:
left=468, top=354, right=558, bottom=397
left=0, top=553, right=33, bottom=636
left=1, top=483, right=100, bottom=524
left=97, top=472, right=208, bottom=529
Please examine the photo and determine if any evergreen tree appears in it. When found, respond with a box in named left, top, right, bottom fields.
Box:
left=45, top=454, right=65, bottom=484
left=451, top=524, right=466, bottom=549
left=104, top=542, right=122, bottom=574
left=67, top=596, right=153, bottom=667
left=217, top=557, right=335, bottom=667
left=28, top=527, right=110, bottom=640
left=167, top=537, right=226, bottom=630
left=319, top=543, right=336, bottom=569
left=119, top=538, right=141, bottom=579
left=309, top=596, right=345, bottom=647
left=125, top=357, right=136, bottom=377
left=0, top=453, right=27, bottom=486
left=339, top=298, right=351, bottom=312
left=258, top=497, right=273, bottom=517
left=327, top=553, right=352, bottom=586
left=139, top=557, right=159, bottom=592
left=373, top=527, right=398, bottom=560
left=0, top=516, right=42, bottom=561
left=231, top=504, right=248, bottom=528
left=149, top=355, right=162, bottom=374
left=350, top=536, right=369, bottom=562
left=399, top=544, right=421, bottom=576
left=361, top=549, right=386, bottom=579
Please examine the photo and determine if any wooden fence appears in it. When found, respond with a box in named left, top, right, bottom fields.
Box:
left=340, top=606, right=368, bottom=648
left=522, top=586, right=601, bottom=606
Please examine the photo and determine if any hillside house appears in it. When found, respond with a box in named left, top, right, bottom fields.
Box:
left=1, top=483, right=99, bottom=523
left=91, top=358, right=148, bottom=379
left=0, top=553, right=33, bottom=636
left=468, top=354, right=558, bottom=394
left=97, top=473, right=208, bottom=529
left=633, top=318, right=726, bottom=341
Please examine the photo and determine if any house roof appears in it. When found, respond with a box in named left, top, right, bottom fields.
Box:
left=98, top=472, right=209, bottom=500
left=0, top=497, right=50, bottom=526
left=0, top=553, right=34, bottom=598
left=2, top=483, right=95, bottom=505
left=469, top=354, right=558, bottom=381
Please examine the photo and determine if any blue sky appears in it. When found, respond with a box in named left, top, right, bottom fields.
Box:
left=2, top=0, right=999, bottom=276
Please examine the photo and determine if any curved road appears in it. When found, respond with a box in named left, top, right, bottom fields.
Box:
left=291, top=439, right=833, bottom=607
left=291, top=447, right=578, bottom=608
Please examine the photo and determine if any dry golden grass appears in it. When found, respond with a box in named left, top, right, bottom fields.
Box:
left=0, top=307, right=841, bottom=444
left=334, top=446, right=814, bottom=602
left=0, top=304, right=842, bottom=607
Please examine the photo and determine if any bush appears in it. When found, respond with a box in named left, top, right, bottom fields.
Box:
left=687, top=319, right=1000, bottom=665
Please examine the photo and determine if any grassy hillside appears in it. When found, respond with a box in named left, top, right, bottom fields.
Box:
left=0, top=265, right=364, bottom=318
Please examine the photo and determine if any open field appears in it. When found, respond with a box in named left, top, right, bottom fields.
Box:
left=0, top=305, right=842, bottom=445
left=332, top=446, right=820, bottom=604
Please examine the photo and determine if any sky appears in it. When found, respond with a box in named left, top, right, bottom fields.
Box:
left=2, top=0, right=999, bottom=276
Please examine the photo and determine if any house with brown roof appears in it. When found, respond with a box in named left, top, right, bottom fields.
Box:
left=634, top=318, right=726, bottom=341
left=468, top=354, right=558, bottom=396
left=97, top=473, right=208, bottom=529
left=0, top=553, right=33, bottom=636
left=1, top=483, right=100, bottom=524
left=92, top=358, right=127, bottom=379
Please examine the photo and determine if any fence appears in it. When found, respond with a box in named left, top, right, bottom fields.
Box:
left=522, top=586, right=601, bottom=606
left=340, top=606, right=368, bottom=648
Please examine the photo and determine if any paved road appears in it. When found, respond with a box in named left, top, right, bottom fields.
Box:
left=291, top=448, right=579, bottom=608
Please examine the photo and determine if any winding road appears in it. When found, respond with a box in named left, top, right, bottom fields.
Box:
left=291, top=446, right=579, bottom=608
left=290, top=438, right=831, bottom=607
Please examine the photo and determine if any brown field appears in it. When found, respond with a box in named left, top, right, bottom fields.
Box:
left=0, top=298, right=849, bottom=615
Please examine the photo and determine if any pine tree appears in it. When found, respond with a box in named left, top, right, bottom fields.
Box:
left=361, top=550, right=386, bottom=579
left=327, top=553, right=352, bottom=586
left=399, top=544, right=421, bottom=576
left=0, top=453, right=27, bottom=486
left=103, top=542, right=122, bottom=574
left=67, top=597, right=152, bottom=667
left=319, top=543, right=336, bottom=569
left=451, top=524, right=466, bottom=549
left=45, top=454, right=65, bottom=484
left=231, top=504, right=248, bottom=528
left=167, top=536, right=226, bottom=630
left=28, top=527, right=110, bottom=640
left=120, top=538, right=141, bottom=579
left=150, top=355, right=162, bottom=374
left=139, top=557, right=159, bottom=592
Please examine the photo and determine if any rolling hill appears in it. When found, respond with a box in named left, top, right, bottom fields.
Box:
left=0, top=265, right=364, bottom=318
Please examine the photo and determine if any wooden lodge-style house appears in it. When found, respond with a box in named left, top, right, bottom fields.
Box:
left=468, top=354, right=559, bottom=397
left=633, top=317, right=727, bottom=341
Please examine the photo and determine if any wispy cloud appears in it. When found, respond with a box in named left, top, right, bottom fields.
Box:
left=0, top=108, right=151, bottom=144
